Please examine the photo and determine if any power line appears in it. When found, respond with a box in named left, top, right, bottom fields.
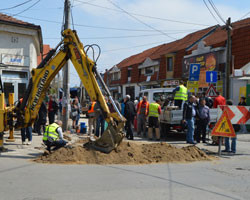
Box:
left=73, top=0, right=210, bottom=27
left=12, top=0, right=41, bottom=16
left=239, top=10, right=250, bottom=20
left=203, top=0, right=221, bottom=24
left=5, top=13, right=201, bottom=33
left=106, top=0, right=176, bottom=40
left=0, top=0, right=33, bottom=11
left=208, top=0, right=226, bottom=24
left=102, top=40, right=168, bottom=53
left=44, top=30, right=198, bottom=40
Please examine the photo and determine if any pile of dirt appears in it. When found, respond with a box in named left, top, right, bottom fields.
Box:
left=34, top=140, right=213, bottom=165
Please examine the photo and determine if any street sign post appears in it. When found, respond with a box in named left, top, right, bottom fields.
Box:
left=189, top=63, right=200, bottom=81
left=206, top=71, right=218, bottom=83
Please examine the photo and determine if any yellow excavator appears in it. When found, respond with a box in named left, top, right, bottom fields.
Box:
left=0, top=29, right=126, bottom=153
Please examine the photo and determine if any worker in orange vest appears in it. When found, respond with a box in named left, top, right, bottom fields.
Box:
left=137, top=96, right=149, bottom=137
left=87, top=101, right=96, bottom=136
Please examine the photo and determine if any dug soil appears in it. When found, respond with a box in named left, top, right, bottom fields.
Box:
left=34, top=139, right=213, bottom=165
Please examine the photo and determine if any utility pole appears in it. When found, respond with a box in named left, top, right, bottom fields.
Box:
left=225, top=17, right=232, bottom=99
left=62, top=0, right=70, bottom=131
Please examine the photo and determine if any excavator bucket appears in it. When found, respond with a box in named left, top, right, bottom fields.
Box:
left=84, top=121, right=125, bottom=153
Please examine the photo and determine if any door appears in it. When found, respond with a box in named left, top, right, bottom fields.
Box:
left=3, top=82, right=14, bottom=105
left=18, top=83, right=27, bottom=100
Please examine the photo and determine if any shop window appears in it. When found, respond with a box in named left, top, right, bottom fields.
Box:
left=2, top=71, right=28, bottom=78
left=167, top=57, right=173, bottom=71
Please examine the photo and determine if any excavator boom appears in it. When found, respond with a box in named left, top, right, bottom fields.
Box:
left=1, top=29, right=125, bottom=153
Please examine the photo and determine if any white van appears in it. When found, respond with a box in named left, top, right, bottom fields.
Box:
left=139, top=88, right=175, bottom=103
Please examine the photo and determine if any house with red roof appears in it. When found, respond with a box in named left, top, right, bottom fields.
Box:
left=104, top=18, right=250, bottom=101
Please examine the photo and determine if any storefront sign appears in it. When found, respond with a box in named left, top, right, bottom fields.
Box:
left=163, top=80, right=179, bottom=87
left=1, top=54, right=29, bottom=66
left=183, top=52, right=218, bottom=77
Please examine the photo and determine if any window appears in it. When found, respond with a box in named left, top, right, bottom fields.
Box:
left=127, top=69, right=131, bottom=77
left=145, top=67, right=154, bottom=75
left=167, top=57, right=173, bottom=71
left=113, top=72, right=119, bottom=80
left=2, top=71, right=28, bottom=78
left=153, top=92, right=173, bottom=101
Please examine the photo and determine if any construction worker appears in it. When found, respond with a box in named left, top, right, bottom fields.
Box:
left=173, top=80, right=188, bottom=109
left=43, top=120, right=67, bottom=152
left=148, top=99, right=161, bottom=141
left=87, top=101, right=96, bottom=135
left=137, top=96, right=149, bottom=137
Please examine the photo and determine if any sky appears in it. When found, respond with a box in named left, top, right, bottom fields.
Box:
left=1, top=0, right=250, bottom=87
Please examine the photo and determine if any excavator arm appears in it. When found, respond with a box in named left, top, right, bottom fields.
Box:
left=3, top=29, right=125, bottom=153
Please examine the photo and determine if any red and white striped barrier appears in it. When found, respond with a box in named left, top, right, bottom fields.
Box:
left=217, top=106, right=250, bottom=124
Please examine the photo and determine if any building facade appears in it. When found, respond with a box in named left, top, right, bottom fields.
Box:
left=0, top=13, right=42, bottom=103
left=105, top=18, right=250, bottom=102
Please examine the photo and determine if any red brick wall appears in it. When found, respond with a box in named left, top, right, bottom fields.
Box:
left=159, top=56, right=166, bottom=80
left=131, top=64, right=139, bottom=83
left=174, top=49, right=186, bottom=78
left=120, top=67, right=128, bottom=84
left=232, top=26, right=250, bottom=69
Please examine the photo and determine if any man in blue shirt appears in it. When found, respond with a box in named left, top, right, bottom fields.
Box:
left=196, top=99, right=210, bottom=143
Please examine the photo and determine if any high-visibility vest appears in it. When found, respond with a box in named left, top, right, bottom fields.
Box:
left=43, top=123, right=60, bottom=142
left=174, top=85, right=187, bottom=101
left=88, top=102, right=96, bottom=113
left=137, top=100, right=149, bottom=115
left=148, top=103, right=160, bottom=118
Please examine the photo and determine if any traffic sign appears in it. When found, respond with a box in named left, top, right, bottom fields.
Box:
left=187, top=81, right=199, bottom=93
left=211, top=111, right=236, bottom=138
left=206, top=71, right=217, bottom=83
left=189, top=63, right=200, bottom=81
left=206, top=84, right=217, bottom=97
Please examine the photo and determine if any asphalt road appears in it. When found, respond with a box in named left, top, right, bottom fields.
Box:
left=1, top=131, right=250, bottom=200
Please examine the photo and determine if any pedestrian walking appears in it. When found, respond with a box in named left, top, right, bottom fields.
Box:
left=34, top=101, right=47, bottom=135
left=43, top=120, right=67, bottom=152
left=17, top=97, right=33, bottom=145
left=196, top=99, right=210, bottom=143
left=71, top=98, right=81, bottom=129
left=48, top=95, right=58, bottom=124
left=87, top=101, right=96, bottom=135
left=182, top=95, right=196, bottom=144
left=94, top=101, right=105, bottom=137
left=136, top=96, right=149, bottom=137
left=173, top=80, right=188, bottom=109
left=223, top=100, right=237, bottom=153
left=238, top=97, right=247, bottom=133
left=213, top=92, right=226, bottom=108
left=21, top=126, right=32, bottom=145
left=148, top=99, right=161, bottom=141
left=124, top=95, right=136, bottom=140
left=75, top=97, right=82, bottom=126
left=200, top=92, right=214, bottom=108
left=212, top=92, right=226, bottom=144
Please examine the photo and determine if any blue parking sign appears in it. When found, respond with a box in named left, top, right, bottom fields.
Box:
left=189, top=63, right=200, bottom=81
left=206, top=71, right=217, bottom=83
